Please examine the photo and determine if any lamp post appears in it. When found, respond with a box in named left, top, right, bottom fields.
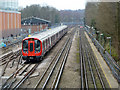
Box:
left=88, top=26, right=90, bottom=32
left=91, top=27, right=93, bottom=35
left=96, top=31, right=100, bottom=41
left=28, top=21, right=31, bottom=35
left=100, top=33, right=103, bottom=46
left=93, top=29, right=96, bottom=38
left=107, top=37, right=111, bottom=55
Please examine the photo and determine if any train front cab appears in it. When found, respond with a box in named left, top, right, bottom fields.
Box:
left=22, top=38, right=42, bottom=61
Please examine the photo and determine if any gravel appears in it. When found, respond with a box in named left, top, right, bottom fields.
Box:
left=59, top=28, right=81, bottom=88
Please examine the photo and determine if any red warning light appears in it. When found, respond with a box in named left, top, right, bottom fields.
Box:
left=80, top=26, right=83, bottom=28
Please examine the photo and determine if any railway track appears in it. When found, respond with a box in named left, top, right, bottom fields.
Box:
left=31, top=27, right=76, bottom=89
left=79, top=28, right=108, bottom=89
left=1, top=63, right=38, bottom=90
left=1, top=26, right=76, bottom=89
left=0, top=50, right=21, bottom=66
left=1, top=26, right=111, bottom=89
left=1, top=49, right=34, bottom=89
left=1, top=50, right=23, bottom=76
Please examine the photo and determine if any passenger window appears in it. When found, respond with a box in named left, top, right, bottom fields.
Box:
left=35, top=40, right=40, bottom=53
left=48, top=39, right=49, bottom=45
left=46, top=40, right=47, bottom=47
left=43, top=41, right=45, bottom=49
left=23, top=40, right=28, bottom=53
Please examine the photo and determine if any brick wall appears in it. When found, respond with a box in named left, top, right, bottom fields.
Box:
left=0, top=11, right=21, bottom=39
left=0, top=11, right=21, bottom=31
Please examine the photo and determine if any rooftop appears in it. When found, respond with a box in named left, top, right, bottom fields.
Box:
left=21, top=16, right=51, bottom=25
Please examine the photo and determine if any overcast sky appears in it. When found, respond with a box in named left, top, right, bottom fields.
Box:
left=19, top=0, right=86, bottom=10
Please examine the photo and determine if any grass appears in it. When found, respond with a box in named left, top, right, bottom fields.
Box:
left=76, top=35, right=80, bottom=64
left=92, top=31, right=119, bottom=62
left=105, top=43, right=119, bottom=61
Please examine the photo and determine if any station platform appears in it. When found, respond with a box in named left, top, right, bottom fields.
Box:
left=84, top=31, right=119, bottom=88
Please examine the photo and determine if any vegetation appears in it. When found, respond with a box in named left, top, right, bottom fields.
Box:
left=60, top=10, right=84, bottom=23
left=85, top=2, right=120, bottom=61
left=20, top=5, right=60, bottom=23
left=20, top=5, right=84, bottom=24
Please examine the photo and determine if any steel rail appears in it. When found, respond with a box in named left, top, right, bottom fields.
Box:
left=13, top=64, right=39, bottom=90
left=82, top=50, right=88, bottom=90
left=33, top=38, right=69, bottom=89
left=51, top=29, right=75, bottom=89
left=1, top=50, right=22, bottom=75
left=51, top=42, right=70, bottom=89
left=83, top=29, right=105, bottom=89
left=82, top=30, right=97, bottom=89
left=83, top=29, right=106, bottom=88
left=80, top=29, right=89, bottom=89
left=79, top=32, right=84, bottom=89
left=1, top=64, right=26, bottom=89
left=87, top=42, right=105, bottom=89
left=34, top=48, right=62, bottom=89
left=79, top=29, right=89, bottom=89
left=16, top=53, right=22, bottom=70
left=40, top=28, right=75, bottom=89
left=19, top=64, right=31, bottom=76
left=85, top=27, right=120, bottom=82
left=3, top=79, right=17, bottom=89
left=0, top=51, right=13, bottom=61
left=42, top=38, right=70, bottom=89
left=0, top=61, right=8, bottom=66
left=54, top=34, right=73, bottom=89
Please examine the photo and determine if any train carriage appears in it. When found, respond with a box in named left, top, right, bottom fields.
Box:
left=22, top=25, right=68, bottom=61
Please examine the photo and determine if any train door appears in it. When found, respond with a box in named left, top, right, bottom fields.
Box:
left=28, top=39, right=35, bottom=56
left=50, top=37, right=51, bottom=46
left=42, top=41, right=44, bottom=53
left=46, top=39, right=47, bottom=49
left=51, top=36, right=53, bottom=46
left=53, top=36, right=54, bottom=43
left=44, top=41, right=46, bottom=52
left=56, top=33, right=58, bottom=41
left=48, top=38, right=50, bottom=49
left=43, top=41, right=46, bottom=52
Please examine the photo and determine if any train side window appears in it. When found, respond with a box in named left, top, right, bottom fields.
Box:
left=23, top=40, right=28, bottom=53
left=42, top=43, right=44, bottom=51
left=44, top=41, right=45, bottom=50
left=35, top=40, right=40, bottom=53
left=49, top=38, right=50, bottom=45
left=48, top=38, right=50, bottom=46
left=44, top=41, right=46, bottom=50
left=57, top=33, right=58, bottom=38
left=53, top=36, right=54, bottom=41
left=53, top=35, right=55, bottom=41
left=46, top=40, right=47, bottom=48
left=47, top=38, right=49, bottom=47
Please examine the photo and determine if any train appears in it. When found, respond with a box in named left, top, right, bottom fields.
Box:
left=22, top=25, right=68, bottom=62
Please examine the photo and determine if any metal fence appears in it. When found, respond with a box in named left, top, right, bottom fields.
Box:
left=1, top=33, right=28, bottom=48
left=0, top=28, right=29, bottom=48
left=85, top=25, right=120, bottom=83
left=0, top=24, right=64, bottom=49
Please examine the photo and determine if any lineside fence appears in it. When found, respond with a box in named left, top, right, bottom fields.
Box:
left=3, top=33, right=28, bottom=47
left=0, top=24, right=63, bottom=49
left=85, top=25, right=120, bottom=83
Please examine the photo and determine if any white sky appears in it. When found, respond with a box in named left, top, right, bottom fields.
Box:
left=19, top=0, right=86, bottom=10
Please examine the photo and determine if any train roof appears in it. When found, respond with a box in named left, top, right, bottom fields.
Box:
left=23, top=25, right=67, bottom=41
